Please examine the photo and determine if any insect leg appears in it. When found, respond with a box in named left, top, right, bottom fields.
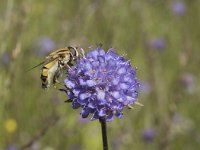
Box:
left=64, top=64, right=73, bottom=71
left=52, top=62, right=62, bottom=88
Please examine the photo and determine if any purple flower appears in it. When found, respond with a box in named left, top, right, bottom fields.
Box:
left=1, top=52, right=11, bottom=65
left=140, top=80, right=152, bottom=95
left=6, top=145, right=17, bottom=150
left=69, top=146, right=82, bottom=150
left=150, top=38, right=166, bottom=51
left=36, top=37, right=55, bottom=56
left=64, top=47, right=140, bottom=122
left=171, top=1, right=186, bottom=16
left=142, top=128, right=155, bottom=143
left=180, top=73, right=196, bottom=94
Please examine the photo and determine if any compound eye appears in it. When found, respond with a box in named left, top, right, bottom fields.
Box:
left=68, top=46, right=78, bottom=60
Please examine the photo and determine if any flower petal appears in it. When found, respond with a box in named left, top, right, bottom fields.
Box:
left=64, top=79, right=76, bottom=88
left=88, top=98, right=97, bottom=108
left=112, top=91, right=120, bottom=99
left=72, top=89, right=80, bottom=96
left=96, top=89, right=106, bottom=101
left=79, top=78, right=87, bottom=86
left=107, top=49, right=119, bottom=59
left=120, top=83, right=129, bottom=90
left=81, top=107, right=90, bottom=118
left=91, top=111, right=99, bottom=120
left=87, top=50, right=99, bottom=59
left=106, top=113, right=114, bottom=122
left=107, top=59, right=116, bottom=67
left=98, top=109, right=106, bottom=117
left=72, top=100, right=81, bottom=109
left=98, top=56, right=105, bottom=63
left=79, top=92, right=91, bottom=100
left=86, top=80, right=96, bottom=87
left=115, top=111, right=123, bottom=119
left=118, top=67, right=126, bottom=75
left=85, top=61, right=92, bottom=70
left=99, top=49, right=106, bottom=55
left=112, top=78, right=119, bottom=85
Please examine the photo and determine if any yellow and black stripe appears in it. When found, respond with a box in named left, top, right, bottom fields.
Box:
left=40, top=59, right=58, bottom=89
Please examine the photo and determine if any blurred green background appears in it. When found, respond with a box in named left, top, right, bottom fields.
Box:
left=1, top=0, right=200, bottom=150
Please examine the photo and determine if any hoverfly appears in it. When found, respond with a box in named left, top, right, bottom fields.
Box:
left=29, top=46, right=79, bottom=89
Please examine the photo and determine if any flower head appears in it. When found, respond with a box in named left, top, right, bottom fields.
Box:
left=1, top=52, right=11, bottom=66
left=140, top=80, right=152, bottom=95
left=171, top=1, right=186, bottom=16
left=64, top=47, right=140, bottom=122
left=150, top=38, right=166, bottom=51
left=6, top=145, right=17, bottom=150
left=142, top=128, right=155, bottom=143
left=180, top=73, right=196, bottom=94
left=35, top=36, right=55, bottom=56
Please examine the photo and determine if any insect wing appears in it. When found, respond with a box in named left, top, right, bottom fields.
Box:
left=26, top=60, right=46, bottom=72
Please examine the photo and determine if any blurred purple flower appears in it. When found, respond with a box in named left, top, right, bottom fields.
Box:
left=36, top=37, right=55, bottom=56
left=171, top=1, right=186, bottom=16
left=142, top=128, right=155, bottom=143
left=69, top=146, right=82, bottom=150
left=180, top=73, right=196, bottom=94
left=171, top=113, right=194, bottom=137
left=63, top=47, right=140, bottom=122
left=1, top=52, right=11, bottom=65
left=150, top=38, right=166, bottom=51
left=140, top=80, right=152, bottom=95
left=6, top=145, right=17, bottom=150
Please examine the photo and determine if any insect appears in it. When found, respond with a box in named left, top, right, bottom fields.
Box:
left=29, top=46, right=79, bottom=89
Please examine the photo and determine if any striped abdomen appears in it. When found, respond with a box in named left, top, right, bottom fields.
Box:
left=40, top=60, right=58, bottom=89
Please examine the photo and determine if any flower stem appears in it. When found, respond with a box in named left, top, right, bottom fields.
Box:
left=99, top=117, right=108, bottom=150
